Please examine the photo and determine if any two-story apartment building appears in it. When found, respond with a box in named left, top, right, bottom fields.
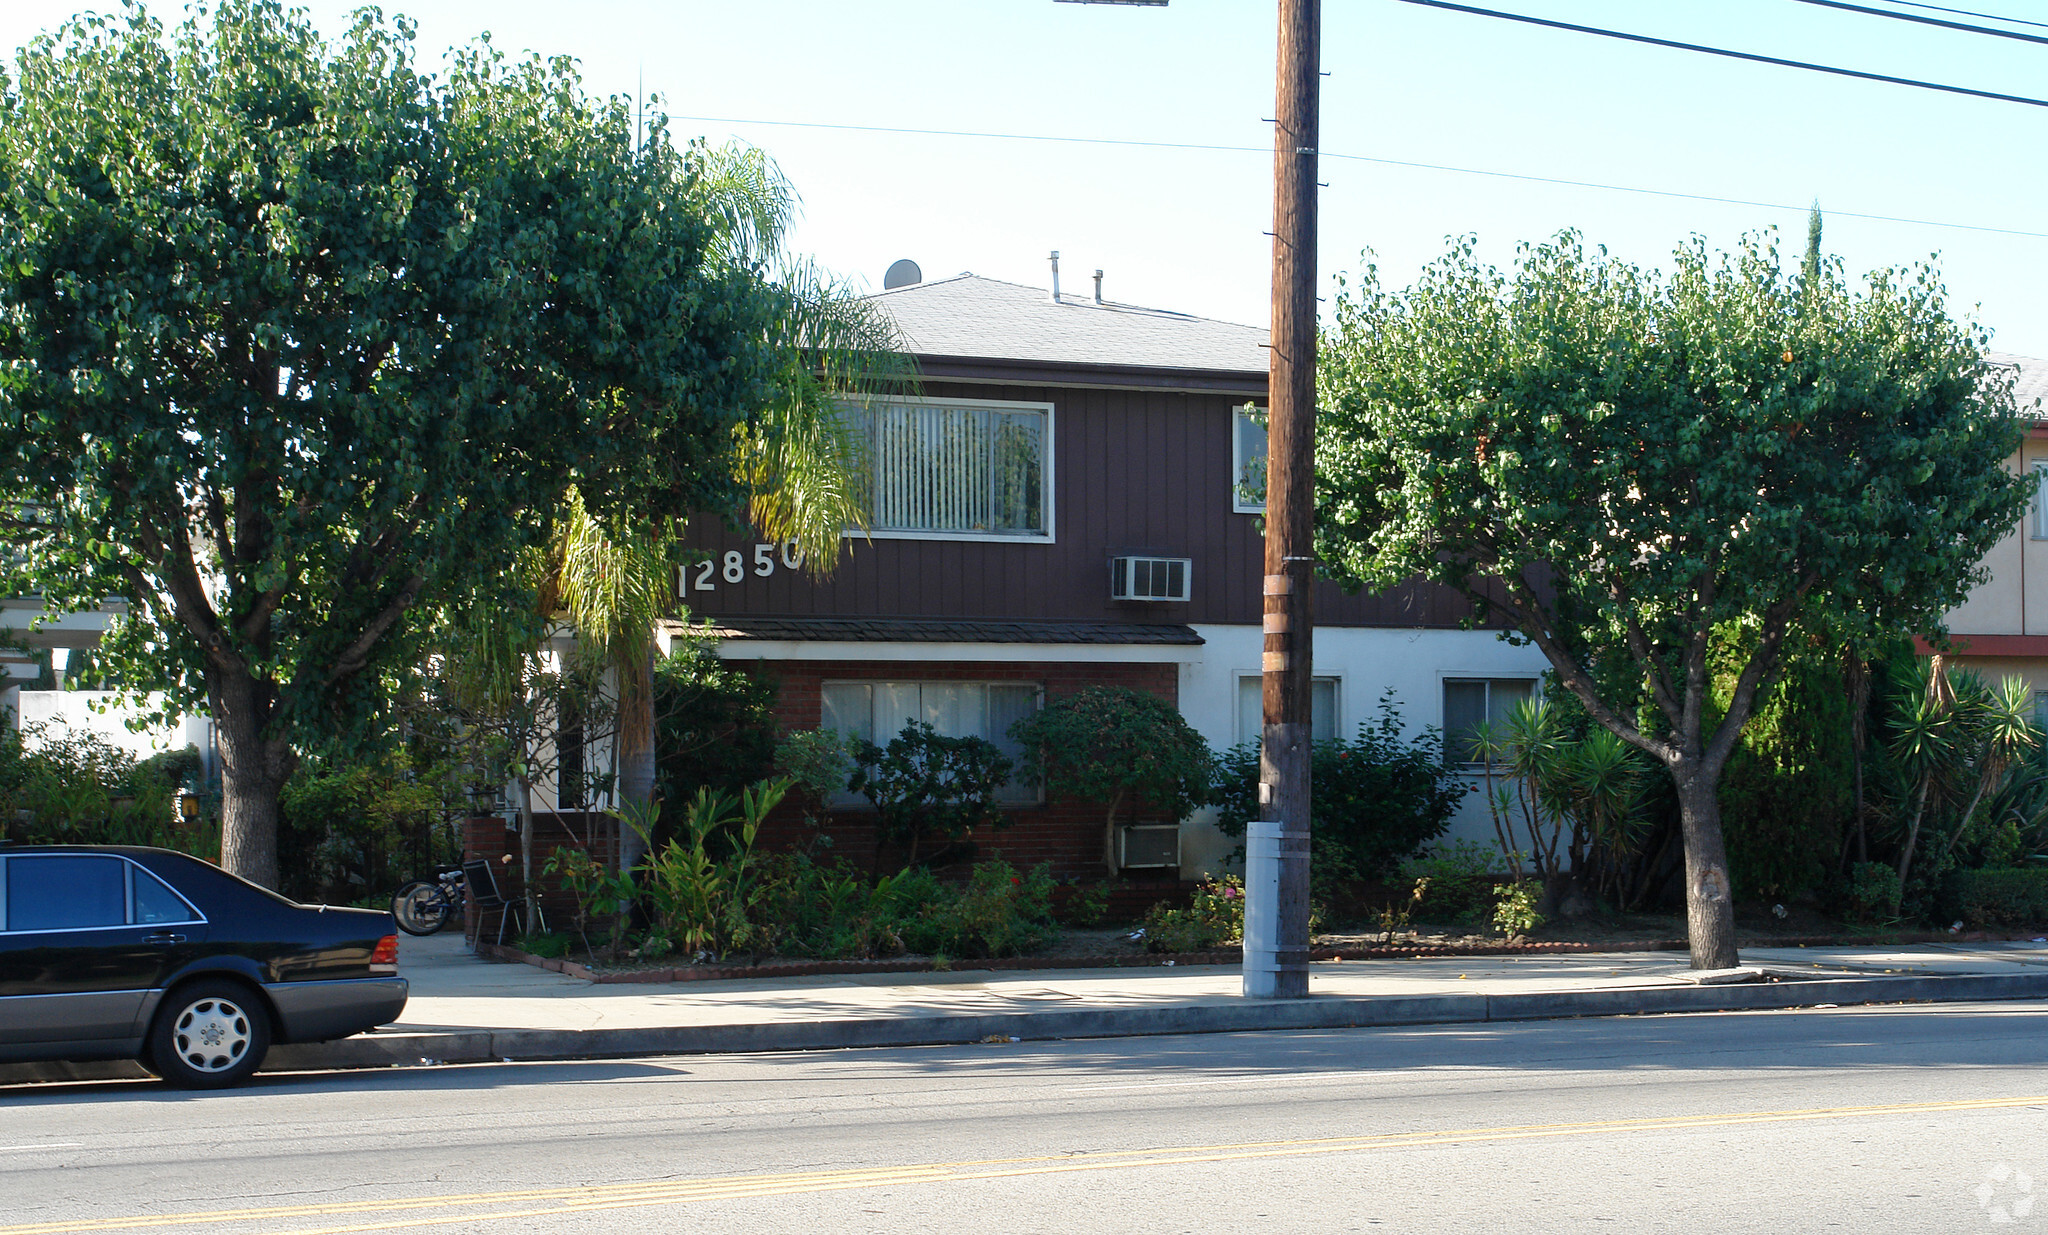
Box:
left=1932, top=351, right=2048, bottom=712
left=682, top=271, right=1546, bottom=884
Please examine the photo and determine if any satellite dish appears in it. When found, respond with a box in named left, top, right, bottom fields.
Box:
left=883, top=259, right=922, bottom=290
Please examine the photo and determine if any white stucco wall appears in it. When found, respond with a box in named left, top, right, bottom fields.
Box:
left=1175, top=624, right=1550, bottom=877
left=13, top=690, right=216, bottom=774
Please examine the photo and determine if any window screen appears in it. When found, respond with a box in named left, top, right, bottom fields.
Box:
left=7, top=856, right=127, bottom=931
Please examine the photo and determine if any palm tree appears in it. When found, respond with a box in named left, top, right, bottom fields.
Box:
left=556, top=140, right=913, bottom=877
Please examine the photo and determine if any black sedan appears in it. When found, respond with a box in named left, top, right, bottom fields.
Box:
left=0, top=844, right=408, bottom=1087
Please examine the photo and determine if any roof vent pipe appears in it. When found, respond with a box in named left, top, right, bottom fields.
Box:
left=1049, top=250, right=1061, bottom=303
left=1093, top=269, right=1104, bottom=304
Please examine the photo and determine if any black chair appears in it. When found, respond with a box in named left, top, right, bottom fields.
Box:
left=462, top=858, right=526, bottom=947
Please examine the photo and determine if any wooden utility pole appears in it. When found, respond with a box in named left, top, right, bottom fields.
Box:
left=1244, top=0, right=1319, bottom=1000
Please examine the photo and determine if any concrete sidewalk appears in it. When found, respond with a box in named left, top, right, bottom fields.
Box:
left=12, top=932, right=2048, bottom=1084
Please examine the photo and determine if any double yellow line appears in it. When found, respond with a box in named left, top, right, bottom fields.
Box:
left=9, top=1094, right=2044, bottom=1234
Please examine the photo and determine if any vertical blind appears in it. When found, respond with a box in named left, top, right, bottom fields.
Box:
left=861, top=403, right=1046, bottom=535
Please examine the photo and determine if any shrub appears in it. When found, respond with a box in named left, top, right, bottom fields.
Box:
left=1399, top=840, right=1503, bottom=922
left=850, top=721, right=1013, bottom=867
left=278, top=753, right=452, bottom=903
left=1950, top=867, right=2048, bottom=926
left=896, top=859, right=1061, bottom=959
left=1492, top=880, right=1545, bottom=938
left=1846, top=861, right=1903, bottom=923
left=1214, top=692, right=1469, bottom=881
left=654, top=639, right=779, bottom=812
left=1142, top=875, right=1246, bottom=953
left=1717, top=635, right=1854, bottom=902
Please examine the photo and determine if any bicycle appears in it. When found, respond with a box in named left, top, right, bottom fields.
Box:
left=390, top=865, right=466, bottom=936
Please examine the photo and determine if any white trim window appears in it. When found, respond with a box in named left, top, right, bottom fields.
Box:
left=851, top=397, right=1053, bottom=541
left=820, top=680, right=1043, bottom=805
left=1443, top=677, right=1538, bottom=765
left=1236, top=674, right=1337, bottom=745
left=1233, top=403, right=1268, bottom=514
left=2033, top=460, right=2048, bottom=540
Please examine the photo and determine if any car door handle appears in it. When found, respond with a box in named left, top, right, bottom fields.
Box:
left=143, top=932, right=187, bottom=946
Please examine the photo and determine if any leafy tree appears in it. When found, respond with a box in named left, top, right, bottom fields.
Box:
left=850, top=721, right=1013, bottom=870
left=1009, top=686, right=1214, bottom=875
left=1315, top=230, right=2031, bottom=968
left=0, top=4, right=782, bottom=886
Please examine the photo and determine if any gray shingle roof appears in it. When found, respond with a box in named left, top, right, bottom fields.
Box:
left=1987, top=351, right=2048, bottom=416
left=703, top=616, right=1204, bottom=646
left=868, top=274, right=1269, bottom=375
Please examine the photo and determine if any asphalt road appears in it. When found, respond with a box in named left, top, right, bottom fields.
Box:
left=6, top=1002, right=2048, bottom=1233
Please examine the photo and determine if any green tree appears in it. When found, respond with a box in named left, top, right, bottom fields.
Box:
left=850, top=721, right=1014, bottom=870
left=0, top=4, right=782, bottom=886
left=1009, top=686, right=1215, bottom=875
left=1314, top=230, right=2030, bottom=969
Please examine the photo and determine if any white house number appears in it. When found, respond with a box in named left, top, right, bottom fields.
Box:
left=682, top=542, right=804, bottom=594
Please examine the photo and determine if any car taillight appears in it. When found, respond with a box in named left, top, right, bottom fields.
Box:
left=371, top=934, right=399, bottom=966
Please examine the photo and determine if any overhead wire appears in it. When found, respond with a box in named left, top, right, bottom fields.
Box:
left=669, top=114, right=2048, bottom=243
left=1388, top=0, right=2048, bottom=108
left=1789, top=0, right=2048, bottom=44
left=1879, top=1, right=2048, bottom=31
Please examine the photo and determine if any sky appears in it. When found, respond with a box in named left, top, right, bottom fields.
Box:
left=4, top=0, right=2044, bottom=356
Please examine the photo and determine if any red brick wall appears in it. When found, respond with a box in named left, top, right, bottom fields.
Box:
left=755, top=658, right=1186, bottom=888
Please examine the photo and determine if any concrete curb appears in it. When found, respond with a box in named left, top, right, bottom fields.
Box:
left=8, top=969, right=2048, bottom=1086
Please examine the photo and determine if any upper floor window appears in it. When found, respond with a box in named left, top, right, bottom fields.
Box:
left=2033, top=461, right=2048, bottom=540
left=1443, top=677, right=1539, bottom=765
left=852, top=398, right=1052, bottom=540
left=1234, top=403, right=1268, bottom=514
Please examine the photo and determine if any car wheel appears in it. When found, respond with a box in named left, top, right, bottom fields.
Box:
left=392, top=881, right=453, bottom=935
left=149, top=980, right=271, bottom=1089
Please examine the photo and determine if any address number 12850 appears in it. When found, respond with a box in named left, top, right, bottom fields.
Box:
left=678, top=542, right=804, bottom=595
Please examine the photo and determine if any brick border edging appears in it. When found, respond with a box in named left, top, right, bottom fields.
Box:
left=476, top=931, right=2040, bottom=984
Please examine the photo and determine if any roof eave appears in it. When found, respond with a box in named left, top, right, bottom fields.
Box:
left=913, top=353, right=1269, bottom=396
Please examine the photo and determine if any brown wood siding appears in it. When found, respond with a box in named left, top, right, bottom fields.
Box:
left=679, top=379, right=1497, bottom=630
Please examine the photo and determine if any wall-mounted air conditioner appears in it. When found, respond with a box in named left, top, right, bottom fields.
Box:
left=1111, top=556, right=1192, bottom=602
left=1119, top=823, right=1181, bottom=871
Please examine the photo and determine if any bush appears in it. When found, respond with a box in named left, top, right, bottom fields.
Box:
left=0, top=727, right=207, bottom=856
left=1399, top=840, right=1503, bottom=922
left=1846, top=861, right=1903, bottom=924
left=1949, top=867, right=2048, bottom=927
left=278, top=753, right=453, bottom=904
left=1716, top=635, right=1853, bottom=902
left=851, top=721, right=1013, bottom=867
left=895, top=859, right=1062, bottom=960
left=654, top=638, right=779, bottom=813
left=1142, top=875, right=1245, bottom=952
left=1214, top=692, right=1469, bottom=881
left=1009, top=686, right=1215, bottom=862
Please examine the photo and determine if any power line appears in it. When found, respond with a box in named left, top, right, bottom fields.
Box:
left=670, top=113, right=2048, bottom=242
left=1390, top=0, right=2048, bottom=108
left=1791, top=0, right=2048, bottom=44
left=1882, top=1, right=2048, bottom=32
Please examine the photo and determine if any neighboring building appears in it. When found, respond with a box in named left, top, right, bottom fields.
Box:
left=682, top=270, right=1545, bottom=885
left=1934, top=351, right=2048, bottom=715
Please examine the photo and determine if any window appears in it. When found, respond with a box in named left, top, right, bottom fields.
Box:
left=1233, top=403, right=1268, bottom=513
left=1237, top=675, right=1338, bottom=745
left=132, top=867, right=199, bottom=925
left=821, top=680, right=1043, bottom=805
left=1443, top=678, right=1539, bottom=765
left=6, top=855, right=126, bottom=931
left=2034, top=461, right=2048, bottom=539
left=852, top=398, right=1052, bottom=539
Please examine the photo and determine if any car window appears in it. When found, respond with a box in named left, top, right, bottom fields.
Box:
left=7, top=855, right=128, bottom=931
left=131, top=866, right=198, bottom=924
